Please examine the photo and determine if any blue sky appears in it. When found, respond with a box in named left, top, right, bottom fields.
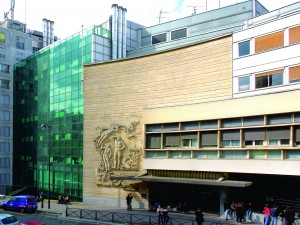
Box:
left=1, top=0, right=299, bottom=39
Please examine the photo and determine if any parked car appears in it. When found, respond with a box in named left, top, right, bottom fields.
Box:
left=0, top=213, right=19, bottom=225
left=3, top=195, right=38, bottom=212
left=20, top=221, right=45, bottom=225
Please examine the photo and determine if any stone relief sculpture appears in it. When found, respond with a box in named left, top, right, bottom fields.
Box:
left=94, top=121, right=141, bottom=187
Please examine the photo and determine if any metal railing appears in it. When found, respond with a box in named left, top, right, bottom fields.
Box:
left=66, top=207, right=225, bottom=225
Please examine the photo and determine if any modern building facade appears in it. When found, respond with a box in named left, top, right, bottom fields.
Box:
left=83, top=0, right=300, bottom=215
left=0, top=18, right=45, bottom=193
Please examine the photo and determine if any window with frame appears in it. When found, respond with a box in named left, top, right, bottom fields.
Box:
left=289, top=25, right=300, bottom=45
left=16, top=36, right=25, bottom=49
left=243, top=116, right=264, bottom=126
left=266, top=127, right=290, bottom=146
left=255, top=31, right=284, bottom=53
left=221, top=118, right=241, bottom=128
left=171, top=28, right=187, bottom=41
left=16, top=52, right=25, bottom=61
left=152, top=33, right=167, bottom=45
left=163, top=123, right=179, bottom=131
left=289, top=65, right=300, bottom=84
left=0, top=80, right=10, bottom=89
left=146, top=134, right=161, bottom=149
left=181, top=132, right=198, bottom=148
left=221, top=130, right=240, bottom=147
left=200, top=131, right=217, bottom=147
left=195, top=150, right=218, bottom=159
left=221, top=150, right=247, bottom=159
left=267, top=113, right=291, bottom=125
left=0, top=48, right=5, bottom=58
left=239, top=76, right=250, bottom=92
left=163, top=133, right=180, bottom=148
left=0, top=63, right=9, bottom=74
left=244, top=129, right=265, bottom=147
left=238, top=40, right=250, bottom=57
left=255, top=69, right=283, bottom=89
left=200, top=120, right=218, bottom=129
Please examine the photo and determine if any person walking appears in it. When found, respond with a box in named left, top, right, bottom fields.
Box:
left=264, top=204, right=271, bottom=225
left=246, top=201, right=254, bottom=220
left=162, top=207, right=170, bottom=224
left=270, top=204, right=279, bottom=225
left=235, top=202, right=244, bottom=224
left=224, top=200, right=231, bottom=220
left=195, top=207, right=204, bottom=225
left=157, top=204, right=163, bottom=224
left=126, top=193, right=133, bottom=211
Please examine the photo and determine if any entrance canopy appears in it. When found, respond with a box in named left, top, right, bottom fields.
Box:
left=135, top=175, right=252, bottom=187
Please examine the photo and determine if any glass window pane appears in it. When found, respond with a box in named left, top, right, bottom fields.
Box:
left=286, top=150, right=300, bottom=159
left=256, top=76, right=268, bottom=89
left=181, top=122, right=199, bottom=130
left=251, top=150, right=265, bottom=159
left=239, top=76, right=250, bottom=91
left=238, top=40, right=250, bottom=57
left=152, top=33, right=167, bottom=45
left=268, top=150, right=281, bottom=159
left=171, top=28, right=187, bottom=40
left=201, top=120, right=218, bottom=129
left=270, top=73, right=283, bottom=86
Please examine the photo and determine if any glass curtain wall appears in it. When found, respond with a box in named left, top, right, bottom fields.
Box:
left=13, top=25, right=110, bottom=201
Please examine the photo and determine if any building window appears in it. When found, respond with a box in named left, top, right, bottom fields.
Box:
left=221, top=130, right=240, bottom=147
left=255, top=70, right=283, bottom=89
left=200, top=131, right=217, bottom=147
left=295, top=127, right=300, bottom=146
left=146, top=124, right=162, bottom=132
left=200, top=120, right=218, bottom=129
left=221, top=118, right=241, bottom=128
left=163, top=123, right=179, bottom=131
left=16, top=52, right=25, bottom=61
left=0, top=48, right=5, bottom=58
left=0, top=142, right=10, bottom=153
left=222, top=150, right=247, bottom=159
left=16, top=36, right=25, bottom=50
left=0, top=95, right=9, bottom=106
left=0, top=126, right=10, bottom=137
left=181, top=121, right=199, bottom=130
left=152, top=33, right=167, bottom=45
left=0, top=32, right=5, bottom=42
left=244, top=128, right=265, bottom=147
left=0, top=111, right=10, bottom=121
left=239, top=76, right=250, bottom=91
left=289, top=25, right=300, bottom=45
left=163, top=133, right=180, bottom=148
left=255, top=31, right=284, bottom=53
left=181, top=133, right=198, bottom=147
left=0, top=158, right=10, bottom=168
left=238, top=40, right=250, bottom=57
left=0, top=80, right=10, bottom=89
left=266, top=127, right=290, bottom=146
left=243, top=116, right=264, bottom=126
left=195, top=150, right=218, bottom=159
left=289, top=65, right=300, bottom=83
left=268, top=113, right=291, bottom=125
left=171, top=28, right=187, bottom=40
left=145, top=151, right=167, bottom=158
left=285, top=150, right=300, bottom=159
left=0, top=63, right=9, bottom=74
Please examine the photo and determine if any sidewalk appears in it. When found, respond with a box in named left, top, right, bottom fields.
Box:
left=36, top=201, right=261, bottom=225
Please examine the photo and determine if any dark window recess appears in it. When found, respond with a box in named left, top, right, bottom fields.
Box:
left=171, top=28, right=187, bottom=40
left=152, top=33, right=167, bottom=45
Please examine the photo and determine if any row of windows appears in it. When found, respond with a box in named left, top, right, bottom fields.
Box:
left=238, top=25, right=300, bottom=57
left=237, top=66, right=300, bottom=92
left=146, top=126, right=300, bottom=149
left=146, top=113, right=300, bottom=132
left=0, top=48, right=25, bottom=61
left=145, top=150, right=300, bottom=159
left=152, top=28, right=187, bottom=45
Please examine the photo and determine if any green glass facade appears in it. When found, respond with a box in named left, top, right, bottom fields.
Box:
left=13, top=25, right=110, bottom=201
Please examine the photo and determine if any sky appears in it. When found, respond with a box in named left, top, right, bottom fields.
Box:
left=1, top=0, right=300, bottom=39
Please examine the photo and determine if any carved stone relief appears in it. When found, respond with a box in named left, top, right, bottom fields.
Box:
left=94, top=121, right=141, bottom=187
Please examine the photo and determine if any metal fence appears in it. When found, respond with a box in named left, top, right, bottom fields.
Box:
left=66, top=207, right=225, bottom=225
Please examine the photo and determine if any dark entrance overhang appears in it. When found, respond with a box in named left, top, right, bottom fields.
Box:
left=112, top=175, right=253, bottom=187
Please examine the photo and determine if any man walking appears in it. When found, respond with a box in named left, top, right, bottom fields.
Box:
left=126, top=193, right=133, bottom=211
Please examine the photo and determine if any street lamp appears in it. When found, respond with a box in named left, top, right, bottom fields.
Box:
left=41, top=123, right=51, bottom=209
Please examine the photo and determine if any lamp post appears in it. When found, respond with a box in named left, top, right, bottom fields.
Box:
left=41, top=123, right=51, bottom=209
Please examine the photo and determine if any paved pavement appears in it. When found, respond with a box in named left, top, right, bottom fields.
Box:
left=36, top=200, right=260, bottom=225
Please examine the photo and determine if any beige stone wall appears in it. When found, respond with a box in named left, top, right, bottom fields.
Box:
left=83, top=35, right=233, bottom=206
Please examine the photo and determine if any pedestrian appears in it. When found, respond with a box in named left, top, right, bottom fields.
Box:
left=162, top=207, right=170, bottom=224
left=126, top=193, right=133, bottom=211
left=64, top=194, right=70, bottom=205
left=235, top=201, right=244, bottom=224
left=270, top=204, right=279, bottom=225
left=231, top=200, right=237, bottom=219
left=246, top=201, right=253, bottom=220
left=157, top=204, right=163, bottom=224
left=264, top=204, right=271, bottom=225
left=195, top=207, right=204, bottom=225
left=283, top=206, right=295, bottom=225
left=224, top=200, right=231, bottom=220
